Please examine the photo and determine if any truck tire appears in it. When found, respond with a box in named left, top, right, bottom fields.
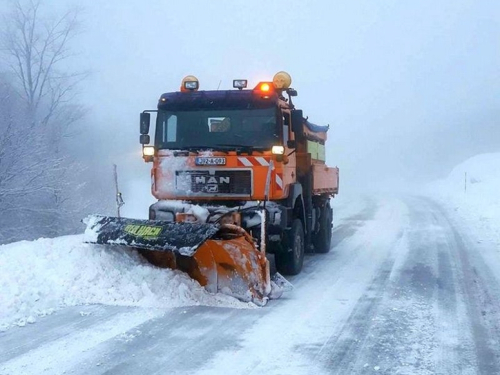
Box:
left=313, top=203, right=333, bottom=253
left=275, top=219, right=304, bottom=275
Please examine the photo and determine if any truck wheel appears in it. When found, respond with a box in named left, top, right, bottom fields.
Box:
left=313, top=203, right=333, bottom=253
left=276, top=219, right=304, bottom=275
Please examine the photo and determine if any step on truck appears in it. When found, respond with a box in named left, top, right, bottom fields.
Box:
left=85, top=72, right=339, bottom=305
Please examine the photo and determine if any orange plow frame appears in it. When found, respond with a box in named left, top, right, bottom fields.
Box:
left=139, top=224, right=272, bottom=305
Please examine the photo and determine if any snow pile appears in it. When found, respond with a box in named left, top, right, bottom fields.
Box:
left=82, top=215, right=102, bottom=242
left=427, top=152, right=500, bottom=242
left=0, top=235, right=250, bottom=330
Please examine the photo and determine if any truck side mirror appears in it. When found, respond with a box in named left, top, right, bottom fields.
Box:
left=291, top=110, right=303, bottom=135
left=287, top=140, right=296, bottom=149
left=140, top=134, right=150, bottom=145
left=140, top=112, right=151, bottom=135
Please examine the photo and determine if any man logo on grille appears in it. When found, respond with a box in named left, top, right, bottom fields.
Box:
left=195, top=176, right=230, bottom=184
left=206, top=185, right=219, bottom=193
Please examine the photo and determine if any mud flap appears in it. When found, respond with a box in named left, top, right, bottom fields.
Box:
left=83, top=215, right=218, bottom=255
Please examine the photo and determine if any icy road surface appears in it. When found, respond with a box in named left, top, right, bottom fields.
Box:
left=2, top=196, right=500, bottom=375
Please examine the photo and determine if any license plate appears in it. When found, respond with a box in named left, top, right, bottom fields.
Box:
left=195, top=157, right=226, bottom=166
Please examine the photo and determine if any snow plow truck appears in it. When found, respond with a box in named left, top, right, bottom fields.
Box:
left=84, top=72, right=339, bottom=305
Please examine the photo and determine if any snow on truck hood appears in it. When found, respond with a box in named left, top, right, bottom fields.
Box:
left=0, top=234, right=252, bottom=330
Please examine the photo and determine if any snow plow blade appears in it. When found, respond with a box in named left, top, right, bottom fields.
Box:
left=84, top=216, right=276, bottom=305
left=84, top=215, right=218, bottom=255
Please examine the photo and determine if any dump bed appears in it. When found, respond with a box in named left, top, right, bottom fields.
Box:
left=299, top=119, right=339, bottom=195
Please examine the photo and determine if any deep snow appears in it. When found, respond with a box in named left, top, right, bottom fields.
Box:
left=2, top=152, right=499, bottom=336
left=3, top=178, right=500, bottom=373
left=0, top=235, right=251, bottom=330
left=0, top=193, right=360, bottom=332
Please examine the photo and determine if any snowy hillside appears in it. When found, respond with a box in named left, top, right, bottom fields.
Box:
left=0, top=235, right=251, bottom=330
left=427, top=152, right=500, bottom=243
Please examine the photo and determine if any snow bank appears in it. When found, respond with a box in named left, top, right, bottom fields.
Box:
left=427, top=152, right=500, bottom=243
left=0, top=235, right=250, bottom=330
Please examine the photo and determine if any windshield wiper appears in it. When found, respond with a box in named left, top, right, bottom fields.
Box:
left=173, top=144, right=264, bottom=154
left=216, top=144, right=271, bottom=153
left=180, top=146, right=228, bottom=154
left=215, top=143, right=261, bottom=152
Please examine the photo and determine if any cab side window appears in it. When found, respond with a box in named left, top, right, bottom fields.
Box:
left=162, top=114, right=177, bottom=142
left=283, top=114, right=290, bottom=144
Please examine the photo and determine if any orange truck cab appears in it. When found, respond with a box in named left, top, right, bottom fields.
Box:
left=139, top=73, right=339, bottom=275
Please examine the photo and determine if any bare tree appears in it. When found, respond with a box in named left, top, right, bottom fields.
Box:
left=1, top=0, right=84, bottom=128
left=0, top=1, right=89, bottom=243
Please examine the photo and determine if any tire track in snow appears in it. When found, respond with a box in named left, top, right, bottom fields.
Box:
left=435, top=200, right=500, bottom=375
left=312, top=231, right=406, bottom=374
left=311, top=196, right=500, bottom=375
left=0, top=309, right=165, bottom=375
left=66, top=307, right=264, bottom=375
left=356, top=198, right=450, bottom=375
left=431, top=204, right=477, bottom=375
left=321, top=197, right=471, bottom=374
left=0, top=305, right=129, bottom=364
left=197, top=199, right=406, bottom=375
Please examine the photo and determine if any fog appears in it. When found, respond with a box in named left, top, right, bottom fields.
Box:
left=1, top=0, right=499, bottom=218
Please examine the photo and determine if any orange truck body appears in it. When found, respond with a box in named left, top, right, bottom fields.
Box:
left=148, top=94, right=339, bottom=203
left=142, top=77, right=339, bottom=275
left=151, top=150, right=339, bottom=202
left=84, top=75, right=340, bottom=304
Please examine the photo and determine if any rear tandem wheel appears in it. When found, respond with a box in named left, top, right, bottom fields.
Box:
left=313, top=202, right=333, bottom=253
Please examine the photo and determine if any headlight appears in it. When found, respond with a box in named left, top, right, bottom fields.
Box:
left=272, top=145, right=285, bottom=155
left=143, top=146, right=155, bottom=156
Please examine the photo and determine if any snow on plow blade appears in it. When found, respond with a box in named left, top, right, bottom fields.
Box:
left=83, top=215, right=218, bottom=255
left=84, top=215, right=274, bottom=305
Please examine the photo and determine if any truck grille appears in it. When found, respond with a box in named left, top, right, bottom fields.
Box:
left=175, top=170, right=252, bottom=196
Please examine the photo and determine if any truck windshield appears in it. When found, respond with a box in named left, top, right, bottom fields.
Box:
left=155, top=108, right=279, bottom=151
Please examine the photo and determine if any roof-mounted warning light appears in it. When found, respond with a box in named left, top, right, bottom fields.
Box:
left=253, top=82, right=274, bottom=98
left=259, top=83, right=271, bottom=92
left=273, top=71, right=298, bottom=106
left=233, top=79, right=248, bottom=90
left=273, top=71, right=292, bottom=90
left=181, top=75, right=199, bottom=92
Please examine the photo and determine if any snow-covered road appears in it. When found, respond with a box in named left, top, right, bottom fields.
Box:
left=2, top=195, right=500, bottom=375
